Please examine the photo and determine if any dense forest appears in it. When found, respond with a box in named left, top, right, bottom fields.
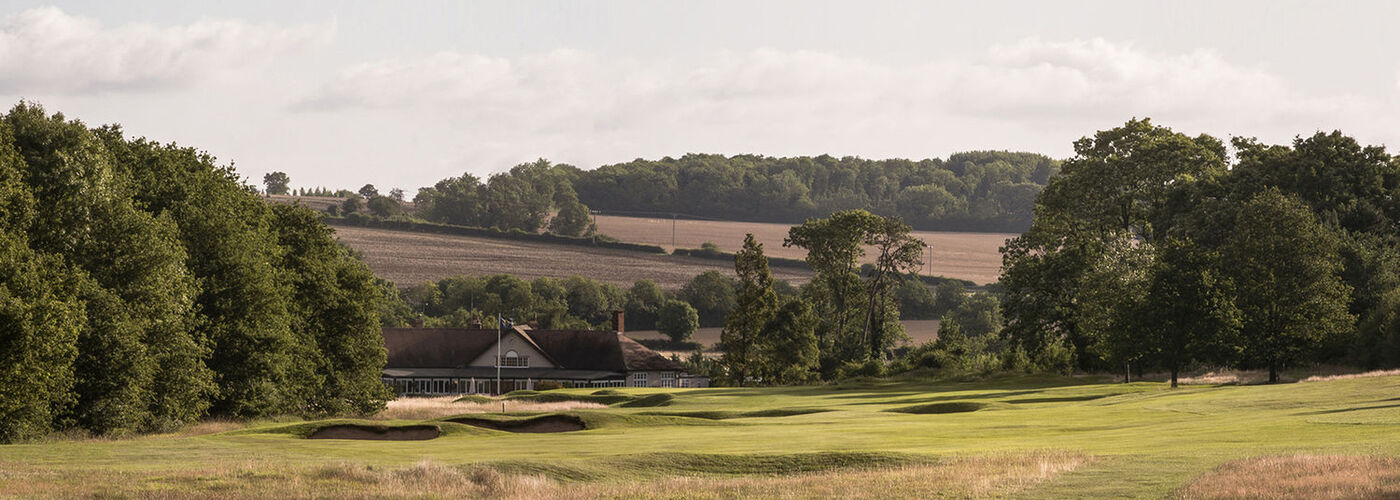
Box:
left=0, top=103, right=391, bottom=442
left=401, top=152, right=1058, bottom=234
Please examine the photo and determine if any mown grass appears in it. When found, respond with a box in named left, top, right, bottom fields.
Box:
left=3, top=373, right=1400, bottom=498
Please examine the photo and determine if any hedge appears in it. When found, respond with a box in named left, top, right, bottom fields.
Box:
left=324, top=215, right=667, bottom=254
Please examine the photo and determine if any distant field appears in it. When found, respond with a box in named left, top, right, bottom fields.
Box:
left=5, top=374, right=1399, bottom=498
left=593, top=215, right=1013, bottom=285
left=332, top=225, right=812, bottom=288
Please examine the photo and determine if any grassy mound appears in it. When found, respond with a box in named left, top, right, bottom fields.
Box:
left=887, top=401, right=991, bottom=414
left=453, top=394, right=495, bottom=404
left=449, top=414, right=587, bottom=433
left=617, top=393, right=675, bottom=408
left=503, top=391, right=635, bottom=405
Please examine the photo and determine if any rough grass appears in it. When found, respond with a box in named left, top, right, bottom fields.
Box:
left=1301, top=369, right=1400, bottom=383
left=0, top=451, right=1087, bottom=499
left=1175, top=454, right=1400, bottom=499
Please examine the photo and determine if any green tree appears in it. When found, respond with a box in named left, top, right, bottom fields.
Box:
left=758, top=298, right=819, bottom=384
left=681, top=270, right=737, bottom=327
left=341, top=195, right=364, bottom=214
left=1136, top=238, right=1241, bottom=387
left=366, top=195, right=402, bottom=217
left=722, top=234, right=779, bottom=385
left=1225, top=190, right=1354, bottom=383
left=859, top=216, right=924, bottom=359
left=270, top=204, right=393, bottom=415
left=785, top=210, right=881, bottom=365
left=358, top=184, right=379, bottom=198
left=263, top=172, right=290, bottom=195
left=549, top=197, right=595, bottom=236
left=657, top=300, right=698, bottom=343
left=1001, top=119, right=1226, bottom=371
left=624, top=279, right=666, bottom=331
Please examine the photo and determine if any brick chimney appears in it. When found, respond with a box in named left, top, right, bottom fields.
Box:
left=612, top=310, right=625, bottom=334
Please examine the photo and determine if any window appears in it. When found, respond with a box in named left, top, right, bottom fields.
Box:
left=498, top=349, right=529, bottom=367
left=630, top=372, right=647, bottom=387
left=660, top=372, right=677, bottom=388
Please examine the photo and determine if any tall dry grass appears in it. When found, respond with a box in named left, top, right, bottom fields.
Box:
left=1175, top=454, right=1400, bottom=499
left=0, top=451, right=1090, bottom=499
left=374, top=396, right=605, bottom=420
left=1301, top=369, right=1400, bottom=383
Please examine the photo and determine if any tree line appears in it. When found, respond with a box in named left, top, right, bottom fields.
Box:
left=573, top=152, right=1057, bottom=232
left=0, top=103, right=391, bottom=442
left=999, top=119, right=1400, bottom=385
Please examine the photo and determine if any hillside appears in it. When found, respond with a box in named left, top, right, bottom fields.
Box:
left=331, top=224, right=814, bottom=289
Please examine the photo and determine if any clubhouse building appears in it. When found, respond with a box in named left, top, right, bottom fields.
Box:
left=380, top=312, right=707, bottom=395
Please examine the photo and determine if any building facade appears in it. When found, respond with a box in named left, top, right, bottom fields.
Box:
left=381, top=322, right=708, bottom=395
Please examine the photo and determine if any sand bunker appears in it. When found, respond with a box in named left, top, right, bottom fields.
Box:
left=308, top=424, right=441, bottom=440
left=449, top=415, right=587, bottom=433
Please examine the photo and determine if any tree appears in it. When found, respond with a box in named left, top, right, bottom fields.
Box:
left=366, top=195, right=401, bottom=217
left=722, top=234, right=779, bottom=385
left=263, top=172, right=290, bottom=195
left=859, top=216, right=924, bottom=359
left=1078, top=233, right=1154, bottom=381
left=1001, top=119, right=1227, bottom=371
left=388, top=188, right=405, bottom=202
left=657, top=300, right=698, bottom=343
left=758, top=298, right=819, bottom=384
left=270, top=204, right=393, bottom=415
left=549, top=197, right=595, bottom=236
left=341, top=195, right=364, bottom=214
left=358, top=184, right=379, bottom=198
left=1136, top=238, right=1241, bottom=387
left=624, top=279, right=665, bottom=331
left=1224, top=190, right=1354, bottom=383
left=785, top=210, right=881, bottom=365
left=681, top=270, right=737, bottom=327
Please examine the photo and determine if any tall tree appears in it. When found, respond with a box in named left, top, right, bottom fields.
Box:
left=1136, top=238, right=1241, bottom=387
left=722, top=234, right=778, bottom=385
left=860, top=216, right=924, bottom=359
left=1225, top=190, right=1354, bottom=383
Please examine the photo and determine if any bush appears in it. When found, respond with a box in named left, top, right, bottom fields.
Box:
left=533, top=381, right=564, bottom=391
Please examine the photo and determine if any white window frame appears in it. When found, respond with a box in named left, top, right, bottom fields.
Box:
left=498, top=349, right=529, bottom=368
left=660, top=372, right=677, bottom=388
left=630, top=372, right=647, bottom=387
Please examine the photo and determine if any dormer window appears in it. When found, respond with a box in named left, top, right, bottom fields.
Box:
left=498, top=349, right=528, bottom=367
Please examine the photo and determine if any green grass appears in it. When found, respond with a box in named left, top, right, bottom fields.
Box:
left=4, top=374, right=1400, bottom=497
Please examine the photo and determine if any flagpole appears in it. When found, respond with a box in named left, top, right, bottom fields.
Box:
left=496, top=314, right=502, bottom=396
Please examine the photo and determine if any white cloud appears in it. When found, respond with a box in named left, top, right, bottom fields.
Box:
left=295, top=39, right=1374, bottom=133
left=281, top=38, right=1395, bottom=186
left=0, top=7, right=333, bottom=94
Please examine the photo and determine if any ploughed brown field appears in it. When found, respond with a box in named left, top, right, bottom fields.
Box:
left=331, top=225, right=814, bottom=289
left=593, top=214, right=1014, bottom=285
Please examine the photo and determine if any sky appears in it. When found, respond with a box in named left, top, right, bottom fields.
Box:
left=2, top=1, right=1398, bottom=193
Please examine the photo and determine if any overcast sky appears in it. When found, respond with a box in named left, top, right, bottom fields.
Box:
left=2, top=1, right=1398, bottom=192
